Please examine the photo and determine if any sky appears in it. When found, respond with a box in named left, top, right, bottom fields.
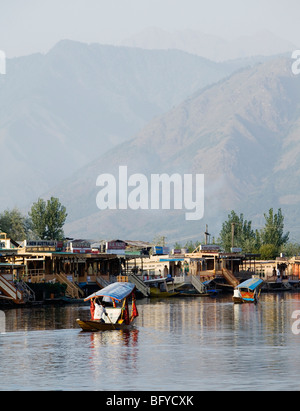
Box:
left=0, top=0, right=300, bottom=57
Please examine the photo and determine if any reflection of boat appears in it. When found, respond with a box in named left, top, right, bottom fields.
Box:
left=144, top=277, right=179, bottom=298
left=233, top=278, right=264, bottom=304
left=76, top=282, right=138, bottom=331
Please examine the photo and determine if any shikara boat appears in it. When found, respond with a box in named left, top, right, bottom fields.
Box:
left=144, top=277, right=179, bottom=298
left=233, top=277, right=264, bottom=304
left=76, top=282, right=138, bottom=331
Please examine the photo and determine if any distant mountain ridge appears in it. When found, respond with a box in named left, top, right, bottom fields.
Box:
left=3, top=39, right=299, bottom=244
left=47, top=56, right=300, bottom=243
left=0, top=39, right=252, bottom=210
left=121, top=28, right=296, bottom=62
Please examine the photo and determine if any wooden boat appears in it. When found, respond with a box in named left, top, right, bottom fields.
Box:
left=76, top=319, right=134, bottom=331
left=76, top=282, right=138, bottom=331
left=233, top=277, right=264, bottom=304
left=144, top=277, right=179, bottom=298
left=149, top=287, right=179, bottom=298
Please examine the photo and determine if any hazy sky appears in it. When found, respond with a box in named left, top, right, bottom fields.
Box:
left=0, top=0, right=300, bottom=57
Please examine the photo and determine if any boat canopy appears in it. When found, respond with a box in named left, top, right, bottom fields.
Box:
left=84, top=282, right=136, bottom=302
left=236, top=278, right=263, bottom=291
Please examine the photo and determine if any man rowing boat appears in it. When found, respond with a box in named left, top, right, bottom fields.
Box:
left=94, top=298, right=108, bottom=323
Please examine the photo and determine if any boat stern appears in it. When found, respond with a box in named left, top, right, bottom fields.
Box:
left=233, top=289, right=243, bottom=304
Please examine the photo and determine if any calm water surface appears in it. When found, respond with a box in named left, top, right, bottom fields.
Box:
left=1, top=293, right=300, bottom=391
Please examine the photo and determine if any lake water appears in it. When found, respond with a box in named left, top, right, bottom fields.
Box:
left=1, top=292, right=300, bottom=391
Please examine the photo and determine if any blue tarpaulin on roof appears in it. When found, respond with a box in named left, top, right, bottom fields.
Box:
left=236, top=278, right=263, bottom=290
left=84, top=282, right=135, bottom=302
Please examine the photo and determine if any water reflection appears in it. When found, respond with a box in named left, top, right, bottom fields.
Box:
left=1, top=293, right=300, bottom=390
left=86, top=329, right=140, bottom=383
left=3, top=305, right=91, bottom=332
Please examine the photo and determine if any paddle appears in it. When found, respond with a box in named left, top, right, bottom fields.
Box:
left=105, top=313, right=116, bottom=330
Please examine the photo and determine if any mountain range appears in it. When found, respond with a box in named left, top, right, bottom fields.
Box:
left=0, top=40, right=256, bottom=210
left=47, top=56, right=300, bottom=244
left=2, top=39, right=300, bottom=245
left=121, top=28, right=296, bottom=62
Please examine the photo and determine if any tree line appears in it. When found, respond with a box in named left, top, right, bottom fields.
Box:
left=1, top=201, right=297, bottom=260
left=0, top=197, right=67, bottom=241
left=172, top=208, right=296, bottom=259
left=218, top=208, right=292, bottom=259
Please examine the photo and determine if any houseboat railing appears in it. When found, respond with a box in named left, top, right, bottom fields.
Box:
left=174, top=275, right=188, bottom=284
left=56, top=273, right=84, bottom=298
left=25, top=269, right=45, bottom=283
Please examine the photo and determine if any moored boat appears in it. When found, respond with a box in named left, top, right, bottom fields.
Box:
left=233, top=277, right=264, bottom=304
left=76, top=282, right=138, bottom=331
left=144, top=277, right=179, bottom=298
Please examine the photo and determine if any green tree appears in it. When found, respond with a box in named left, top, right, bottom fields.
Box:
left=280, top=242, right=300, bottom=257
left=29, top=197, right=67, bottom=240
left=219, top=210, right=260, bottom=253
left=259, top=244, right=278, bottom=260
left=29, top=199, right=47, bottom=239
left=184, top=240, right=201, bottom=253
left=260, top=208, right=289, bottom=249
left=184, top=241, right=195, bottom=253
left=0, top=208, right=29, bottom=240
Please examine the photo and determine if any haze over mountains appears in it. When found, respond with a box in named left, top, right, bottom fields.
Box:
left=1, top=35, right=300, bottom=244
left=48, top=56, right=300, bottom=243
left=0, top=39, right=255, bottom=210
left=121, top=28, right=296, bottom=62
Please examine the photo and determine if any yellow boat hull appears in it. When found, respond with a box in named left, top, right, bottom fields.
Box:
left=149, top=287, right=179, bottom=298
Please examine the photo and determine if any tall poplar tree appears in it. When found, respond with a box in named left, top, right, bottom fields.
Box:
left=0, top=208, right=29, bottom=240
left=219, top=210, right=260, bottom=253
left=260, top=208, right=289, bottom=249
left=29, top=197, right=67, bottom=240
